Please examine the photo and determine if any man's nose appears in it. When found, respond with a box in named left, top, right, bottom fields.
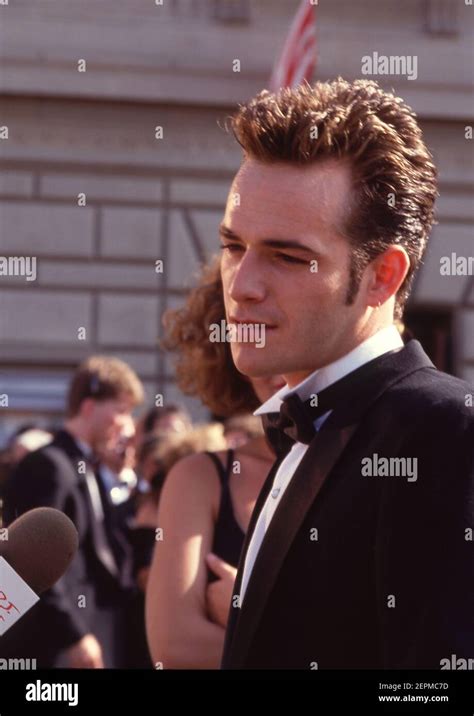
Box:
left=228, top=251, right=266, bottom=303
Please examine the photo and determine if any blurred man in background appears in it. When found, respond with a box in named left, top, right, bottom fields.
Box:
left=1, top=356, right=144, bottom=668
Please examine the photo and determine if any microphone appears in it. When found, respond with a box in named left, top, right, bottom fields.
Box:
left=0, top=507, right=79, bottom=594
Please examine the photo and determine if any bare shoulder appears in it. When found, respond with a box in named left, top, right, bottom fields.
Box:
left=161, top=451, right=222, bottom=511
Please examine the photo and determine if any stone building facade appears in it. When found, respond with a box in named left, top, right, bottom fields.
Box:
left=0, top=0, right=472, bottom=440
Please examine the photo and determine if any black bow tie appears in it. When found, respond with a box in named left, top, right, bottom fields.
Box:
left=260, top=347, right=405, bottom=457
left=261, top=392, right=330, bottom=457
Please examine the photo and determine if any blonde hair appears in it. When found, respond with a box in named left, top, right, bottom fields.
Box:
left=155, top=423, right=227, bottom=474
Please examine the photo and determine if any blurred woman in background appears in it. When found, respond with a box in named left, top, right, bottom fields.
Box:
left=126, top=422, right=227, bottom=668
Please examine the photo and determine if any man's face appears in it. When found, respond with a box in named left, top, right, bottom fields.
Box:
left=220, top=158, right=370, bottom=387
left=99, top=414, right=136, bottom=471
left=86, top=397, right=135, bottom=454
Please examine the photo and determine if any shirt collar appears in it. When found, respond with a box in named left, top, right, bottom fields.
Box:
left=254, top=324, right=404, bottom=416
left=73, top=436, right=94, bottom=460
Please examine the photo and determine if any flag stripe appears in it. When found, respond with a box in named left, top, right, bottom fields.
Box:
left=291, top=52, right=316, bottom=89
left=275, top=5, right=314, bottom=83
left=284, top=28, right=316, bottom=87
left=269, top=0, right=317, bottom=92
left=281, top=4, right=315, bottom=68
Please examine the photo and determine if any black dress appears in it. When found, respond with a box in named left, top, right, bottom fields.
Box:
left=205, top=449, right=245, bottom=581
left=123, top=522, right=155, bottom=668
left=128, top=450, right=246, bottom=666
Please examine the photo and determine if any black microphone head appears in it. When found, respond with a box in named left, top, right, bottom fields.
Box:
left=0, top=507, right=79, bottom=594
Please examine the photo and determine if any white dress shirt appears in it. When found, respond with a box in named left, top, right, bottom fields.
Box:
left=239, top=324, right=404, bottom=602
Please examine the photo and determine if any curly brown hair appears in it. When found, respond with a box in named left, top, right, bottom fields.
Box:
left=231, top=78, right=438, bottom=320
left=162, top=256, right=260, bottom=417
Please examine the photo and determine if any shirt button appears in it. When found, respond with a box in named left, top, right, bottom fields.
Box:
left=271, top=488, right=280, bottom=499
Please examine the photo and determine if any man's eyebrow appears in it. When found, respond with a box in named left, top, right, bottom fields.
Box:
left=219, top=224, right=243, bottom=241
left=218, top=224, right=320, bottom=255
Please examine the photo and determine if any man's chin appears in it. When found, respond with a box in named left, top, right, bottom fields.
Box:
left=232, top=345, right=273, bottom=377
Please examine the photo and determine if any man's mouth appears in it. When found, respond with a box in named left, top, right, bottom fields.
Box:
left=229, top=316, right=277, bottom=330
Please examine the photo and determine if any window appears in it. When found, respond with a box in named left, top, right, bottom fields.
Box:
left=210, top=0, right=251, bottom=23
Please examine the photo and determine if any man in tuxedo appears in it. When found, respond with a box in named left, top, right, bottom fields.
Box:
left=1, top=356, right=144, bottom=668
left=218, top=78, right=474, bottom=669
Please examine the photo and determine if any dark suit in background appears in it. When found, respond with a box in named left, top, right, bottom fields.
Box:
left=1, top=429, right=134, bottom=667
left=222, top=341, right=474, bottom=669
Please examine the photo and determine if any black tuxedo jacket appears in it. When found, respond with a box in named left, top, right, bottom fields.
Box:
left=1, top=429, right=134, bottom=667
left=222, top=340, right=474, bottom=669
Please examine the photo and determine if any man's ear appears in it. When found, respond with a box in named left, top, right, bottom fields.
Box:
left=366, top=245, right=410, bottom=308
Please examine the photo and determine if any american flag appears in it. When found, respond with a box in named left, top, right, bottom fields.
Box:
left=269, top=0, right=317, bottom=92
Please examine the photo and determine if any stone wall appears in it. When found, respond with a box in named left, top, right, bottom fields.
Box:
left=0, top=0, right=472, bottom=434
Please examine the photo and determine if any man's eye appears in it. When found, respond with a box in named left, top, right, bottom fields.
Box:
left=220, top=243, right=242, bottom=253
left=275, top=253, right=307, bottom=264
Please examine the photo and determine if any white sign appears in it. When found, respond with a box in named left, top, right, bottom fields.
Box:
left=0, top=556, right=39, bottom=636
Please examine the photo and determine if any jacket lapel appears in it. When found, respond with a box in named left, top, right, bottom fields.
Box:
left=225, top=425, right=357, bottom=668
left=53, top=430, right=120, bottom=579
left=223, top=340, right=436, bottom=668
left=222, top=452, right=285, bottom=661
